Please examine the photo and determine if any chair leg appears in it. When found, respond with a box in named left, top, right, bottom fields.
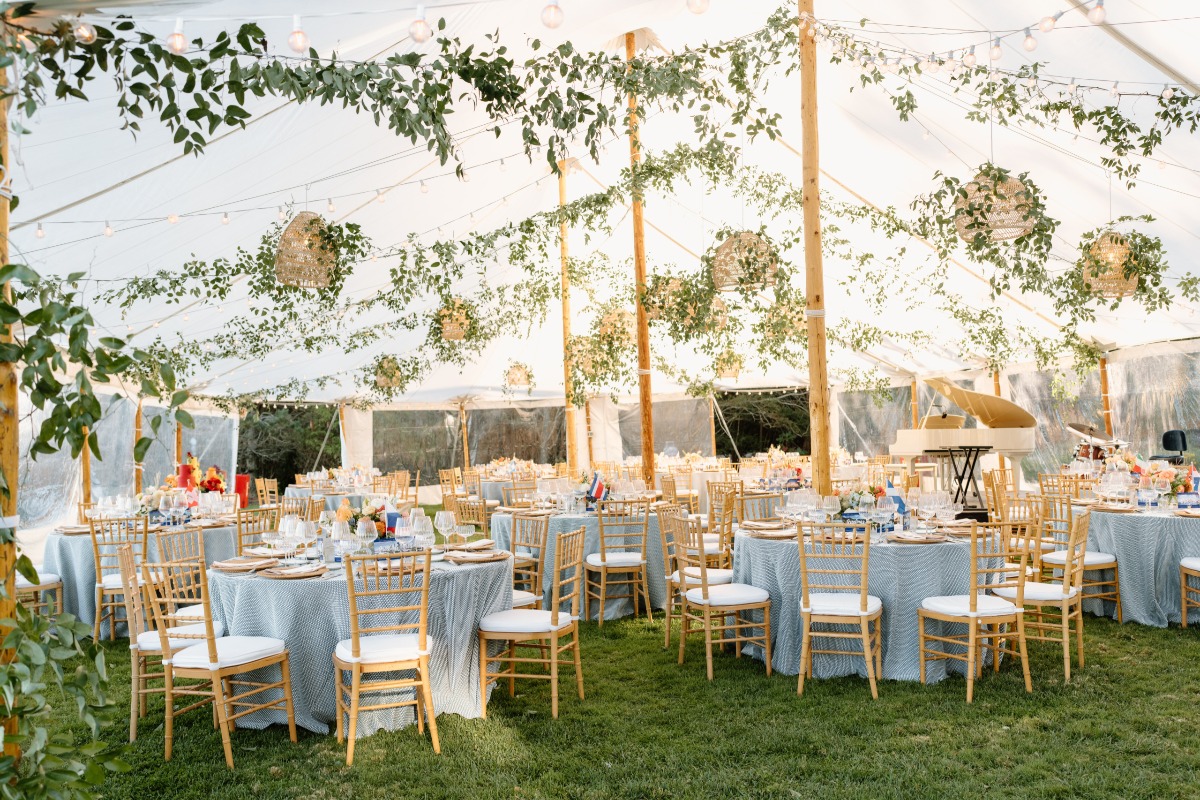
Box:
left=93, top=586, right=102, bottom=641
left=597, top=571, right=607, bottom=627
left=335, top=667, right=345, bottom=743
left=640, top=570, right=653, bottom=622
left=1182, top=569, right=1189, bottom=629
left=129, top=654, right=140, bottom=742
left=420, top=655, right=440, bottom=754
left=797, top=614, right=810, bottom=696
left=280, top=657, right=297, bottom=744
left=966, top=623, right=978, bottom=704
left=1060, top=607, right=1072, bottom=683
left=918, top=613, right=927, bottom=685
left=550, top=633, right=560, bottom=719
left=762, top=605, right=772, bottom=677
left=346, top=667, right=361, bottom=766
left=163, top=667, right=176, bottom=761
left=213, top=673, right=235, bottom=769
left=861, top=618, right=878, bottom=700
left=677, top=605, right=689, bottom=666
left=507, top=642, right=516, bottom=697
left=663, top=583, right=674, bottom=649
left=1074, top=604, right=1085, bottom=669
left=572, top=628, right=584, bottom=700
left=478, top=636, right=489, bottom=720
left=702, top=609, right=714, bottom=681
left=1017, top=615, right=1032, bottom=693
left=1112, top=564, right=1122, bottom=624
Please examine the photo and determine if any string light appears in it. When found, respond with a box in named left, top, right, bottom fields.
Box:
left=1110, top=81, right=1119, bottom=97
left=1162, top=85, right=1175, bottom=100
left=499, top=158, right=507, bottom=171
left=221, top=212, right=230, bottom=224
left=278, top=206, right=287, bottom=220
left=1022, top=29, right=1037, bottom=52
left=1088, top=0, right=1107, bottom=24
left=1067, top=78, right=1078, bottom=96
left=376, top=189, right=386, bottom=203
left=419, top=180, right=429, bottom=194
left=687, top=0, right=710, bottom=13
left=989, top=38, right=1002, bottom=61
left=288, top=15, right=309, bottom=53
left=1039, top=12, right=1062, bottom=33
left=1025, top=75, right=1037, bottom=88
left=541, top=0, right=564, bottom=29
left=103, top=221, right=113, bottom=237
left=410, top=5, right=432, bottom=43
left=35, top=223, right=44, bottom=239
left=327, top=198, right=336, bottom=212
left=73, top=19, right=97, bottom=45
left=925, top=53, right=939, bottom=73
left=962, top=45, right=977, bottom=68
left=166, top=19, right=188, bottom=55
left=461, top=169, right=471, bottom=183
left=167, top=213, right=180, bottom=224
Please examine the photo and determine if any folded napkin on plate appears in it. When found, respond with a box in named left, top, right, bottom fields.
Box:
left=448, top=539, right=494, bottom=551
left=213, top=558, right=273, bottom=569
left=893, top=532, right=935, bottom=541
left=741, top=520, right=787, bottom=531
left=449, top=550, right=499, bottom=561
left=494, top=506, right=529, bottom=514
left=246, top=546, right=278, bottom=556
left=57, top=525, right=91, bottom=534
left=276, top=564, right=321, bottom=575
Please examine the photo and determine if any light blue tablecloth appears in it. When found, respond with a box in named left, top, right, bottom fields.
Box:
left=480, top=480, right=510, bottom=504
left=41, top=525, right=239, bottom=638
left=207, top=557, right=511, bottom=737
left=732, top=533, right=983, bottom=682
left=1085, top=510, right=1200, bottom=626
left=490, top=512, right=667, bottom=620
left=285, top=485, right=366, bottom=511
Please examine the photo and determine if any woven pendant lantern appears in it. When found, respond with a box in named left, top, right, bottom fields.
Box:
left=712, top=232, right=778, bottom=292
left=1084, top=231, right=1138, bottom=298
left=439, top=299, right=469, bottom=341
left=599, top=309, right=636, bottom=346
left=505, top=363, right=531, bottom=388
left=375, top=356, right=402, bottom=388
left=711, top=296, right=729, bottom=331
left=715, top=351, right=742, bottom=380
left=954, top=172, right=1034, bottom=242
left=275, top=211, right=336, bottom=288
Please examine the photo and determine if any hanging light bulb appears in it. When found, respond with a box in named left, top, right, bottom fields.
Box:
left=1088, top=0, right=1107, bottom=24
left=1109, top=81, right=1119, bottom=97
left=103, top=221, right=113, bottom=237
left=166, top=19, right=188, bottom=55
left=419, top=180, right=429, bottom=194
left=1023, top=29, right=1037, bottom=51
left=1040, top=12, right=1062, bottom=33
left=221, top=212, right=230, bottom=225
left=1162, top=85, right=1175, bottom=100
left=885, top=57, right=898, bottom=74
left=73, top=19, right=97, bottom=45
left=962, top=45, right=977, bottom=68
left=1067, top=78, right=1078, bottom=96
left=277, top=206, right=287, bottom=220
left=499, top=158, right=507, bottom=171
left=410, top=5, right=432, bottom=43
left=1025, top=75, right=1037, bottom=88
left=687, top=0, right=710, bottom=13
left=376, top=190, right=386, bottom=203
left=541, top=0, right=564, bottom=29
left=288, top=15, right=309, bottom=53
left=327, top=198, right=335, bottom=212
left=461, top=169, right=470, bottom=183
left=167, top=213, right=180, bottom=224
left=989, top=38, right=1002, bottom=61
left=921, top=129, right=931, bottom=141
left=35, top=223, right=44, bottom=239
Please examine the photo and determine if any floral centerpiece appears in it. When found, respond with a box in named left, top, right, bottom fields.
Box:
left=1142, top=463, right=1195, bottom=498
left=836, top=482, right=887, bottom=515
left=197, top=465, right=227, bottom=494
left=336, top=498, right=387, bottom=536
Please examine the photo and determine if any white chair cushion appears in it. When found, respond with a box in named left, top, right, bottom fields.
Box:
left=585, top=551, right=645, bottom=568
left=98, top=570, right=161, bottom=591
left=136, top=621, right=225, bottom=652
left=1041, top=550, right=1116, bottom=567
left=511, top=589, right=540, bottom=608
left=176, top=603, right=205, bottom=619
left=687, top=514, right=710, bottom=529
left=803, top=592, right=882, bottom=617
left=484, top=499, right=501, bottom=507
left=684, top=583, right=769, bottom=606
left=1182, top=556, right=1200, bottom=572
left=16, top=571, right=60, bottom=589
left=667, top=567, right=734, bottom=586
left=479, top=609, right=574, bottom=634
left=993, top=582, right=1079, bottom=603
left=921, top=593, right=1019, bottom=618
left=1012, top=538, right=1058, bottom=552
left=334, top=633, right=426, bottom=665
left=172, top=635, right=286, bottom=670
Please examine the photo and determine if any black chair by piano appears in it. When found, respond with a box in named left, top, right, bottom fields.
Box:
left=1152, top=430, right=1187, bottom=465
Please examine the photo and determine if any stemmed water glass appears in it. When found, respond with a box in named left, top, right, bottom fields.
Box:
left=172, top=494, right=188, bottom=528
left=1154, top=476, right=1172, bottom=509
left=821, top=495, right=841, bottom=522
left=434, top=510, right=456, bottom=544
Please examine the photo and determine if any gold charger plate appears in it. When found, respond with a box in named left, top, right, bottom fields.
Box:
left=746, top=531, right=796, bottom=540
left=1174, top=510, right=1200, bottom=518
left=1092, top=505, right=1140, bottom=514
left=445, top=551, right=510, bottom=565
left=260, top=565, right=328, bottom=580
left=212, top=556, right=280, bottom=573
left=886, top=533, right=948, bottom=544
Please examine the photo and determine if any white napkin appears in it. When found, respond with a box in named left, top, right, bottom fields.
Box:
left=213, top=558, right=272, bottom=569
left=277, top=564, right=321, bottom=575
left=741, top=520, right=787, bottom=531
left=449, top=539, right=494, bottom=551
left=894, top=532, right=934, bottom=542
left=450, top=551, right=499, bottom=561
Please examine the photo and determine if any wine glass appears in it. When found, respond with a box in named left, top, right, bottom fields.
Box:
left=434, top=510, right=456, bottom=544
left=821, top=495, right=841, bottom=522
left=1153, top=476, right=1172, bottom=508
left=172, top=494, right=188, bottom=528
left=355, top=518, right=376, bottom=553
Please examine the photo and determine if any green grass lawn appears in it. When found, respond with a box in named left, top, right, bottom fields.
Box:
left=45, top=613, right=1200, bottom=799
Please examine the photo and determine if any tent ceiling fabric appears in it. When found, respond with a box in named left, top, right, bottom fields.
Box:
left=12, top=0, right=1200, bottom=404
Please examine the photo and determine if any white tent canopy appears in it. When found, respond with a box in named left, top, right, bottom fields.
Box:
left=11, top=0, right=1200, bottom=405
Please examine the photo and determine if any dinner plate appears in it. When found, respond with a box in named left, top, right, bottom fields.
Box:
left=212, top=556, right=280, bottom=572
left=260, top=565, right=328, bottom=579
left=886, top=533, right=948, bottom=544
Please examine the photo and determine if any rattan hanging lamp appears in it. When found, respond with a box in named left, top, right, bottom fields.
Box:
left=275, top=211, right=336, bottom=288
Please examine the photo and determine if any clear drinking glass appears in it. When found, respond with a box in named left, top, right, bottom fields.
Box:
left=821, top=496, right=841, bottom=522
left=434, top=510, right=456, bottom=543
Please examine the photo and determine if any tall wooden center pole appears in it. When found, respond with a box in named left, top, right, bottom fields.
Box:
left=993, top=372, right=1007, bottom=473
left=910, top=378, right=919, bottom=429
left=174, top=419, right=183, bottom=465
left=0, top=38, right=20, bottom=760
left=625, top=32, right=656, bottom=484
left=1099, top=356, right=1114, bottom=437
left=459, top=401, right=470, bottom=470
left=80, top=425, right=92, bottom=504
left=133, top=399, right=143, bottom=493
left=557, top=160, right=579, bottom=475
left=799, top=1, right=831, bottom=495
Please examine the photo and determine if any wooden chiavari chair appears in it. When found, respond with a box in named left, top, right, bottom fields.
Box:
left=660, top=474, right=698, bottom=514
left=334, top=550, right=438, bottom=763
left=657, top=504, right=733, bottom=650
left=262, top=478, right=280, bottom=505
left=458, top=497, right=491, bottom=534
left=584, top=499, right=653, bottom=626
left=143, top=559, right=296, bottom=768
left=77, top=501, right=94, bottom=524
left=1038, top=472, right=1068, bottom=496
left=707, top=480, right=742, bottom=525
left=740, top=492, right=783, bottom=523
left=280, top=495, right=309, bottom=518
left=983, top=469, right=1004, bottom=522
left=995, top=512, right=1089, bottom=683
left=304, top=495, right=325, bottom=521
left=918, top=520, right=1032, bottom=702
left=1041, top=513, right=1119, bottom=622
left=372, top=475, right=394, bottom=494
left=89, top=515, right=149, bottom=639
left=501, top=484, right=534, bottom=508
left=511, top=513, right=549, bottom=609
left=675, top=515, right=771, bottom=680
left=16, top=568, right=63, bottom=617
left=796, top=522, right=882, bottom=698
left=235, top=506, right=278, bottom=555
left=1183, top=557, right=1200, bottom=628
left=1034, top=493, right=1075, bottom=574
left=294, top=473, right=308, bottom=486
left=480, top=525, right=585, bottom=719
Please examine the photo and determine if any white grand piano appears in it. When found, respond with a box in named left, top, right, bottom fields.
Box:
left=890, top=377, right=1037, bottom=508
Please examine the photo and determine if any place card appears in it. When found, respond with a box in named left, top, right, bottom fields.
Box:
left=1178, top=493, right=1199, bottom=508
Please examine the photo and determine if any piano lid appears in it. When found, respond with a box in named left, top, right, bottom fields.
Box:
left=924, top=377, right=1037, bottom=429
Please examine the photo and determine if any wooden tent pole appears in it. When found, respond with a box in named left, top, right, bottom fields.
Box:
left=0, top=41, right=19, bottom=761
left=133, top=399, right=143, bottom=493
left=993, top=372, right=1007, bottom=473
left=557, top=160, right=579, bottom=475
left=1099, top=355, right=1114, bottom=437
left=80, top=426, right=92, bottom=504
left=625, top=32, right=655, bottom=484
left=709, top=395, right=718, bottom=456
left=584, top=399, right=595, bottom=466
left=459, top=401, right=470, bottom=469
left=910, top=378, right=919, bottom=429
left=174, top=419, right=183, bottom=465
left=800, top=0, right=831, bottom=495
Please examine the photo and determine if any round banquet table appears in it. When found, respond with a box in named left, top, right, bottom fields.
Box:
left=284, top=485, right=367, bottom=511
left=733, top=532, right=984, bottom=683
left=41, top=524, right=238, bottom=637
left=207, top=556, right=512, bottom=737
left=1083, top=508, right=1200, bottom=626
left=653, top=469, right=730, bottom=515
left=479, top=479, right=510, bottom=504
left=490, top=511, right=667, bottom=620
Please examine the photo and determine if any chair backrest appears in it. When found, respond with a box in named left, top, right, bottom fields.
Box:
left=967, top=521, right=1028, bottom=611
left=1164, top=429, right=1187, bottom=453
left=90, top=516, right=150, bottom=585
left=797, top=522, right=872, bottom=613
left=462, top=469, right=482, bottom=497
left=156, top=527, right=206, bottom=564
left=511, top=513, right=550, bottom=594
left=707, top=480, right=742, bottom=523
left=738, top=459, right=767, bottom=479
left=1038, top=472, right=1067, bottom=496
left=254, top=477, right=266, bottom=503
left=236, top=506, right=279, bottom=554
left=344, top=550, right=431, bottom=658
left=372, top=475, right=393, bottom=494
left=1038, top=492, right=1074, bottom=549
left=1056, top=512, right=1090, bottom=596
left=142, top=559, right=219, bottom=656
left=294, top=473, right=308, bottom=486
left=502, top=484, right=534, bottom=507
left=305, top=496, right=324, bottom=521
left=262, top=478, right=280, bottom=504
left=438, top=468, right=459, bottom=499
left=668, top=465, right=693, bottom=490
left=280, top=495, right=309, bottom=518
left=740, top=492, right=783, bottom=522
left=549, top=526, right=586, bottom=626
left=673, top=515, right=715, bottom=600
left=660, top=474, right=681, bottom=504
left=116, top=544, right=151, bottom=641
left=709, top=490, right=737, bottom=553
left=655, top=503, right=686, bottom=580
left=392, top=471, right=411, bottom=495
left=77, top=501, right=94, bottom=524
left=596, top=499, right=649, bottom=559
left=983, top=469, right=1004, bottom=521
left=458, top=497, right=488, bottom=530
left=512, top=478, right=536, bottom=495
